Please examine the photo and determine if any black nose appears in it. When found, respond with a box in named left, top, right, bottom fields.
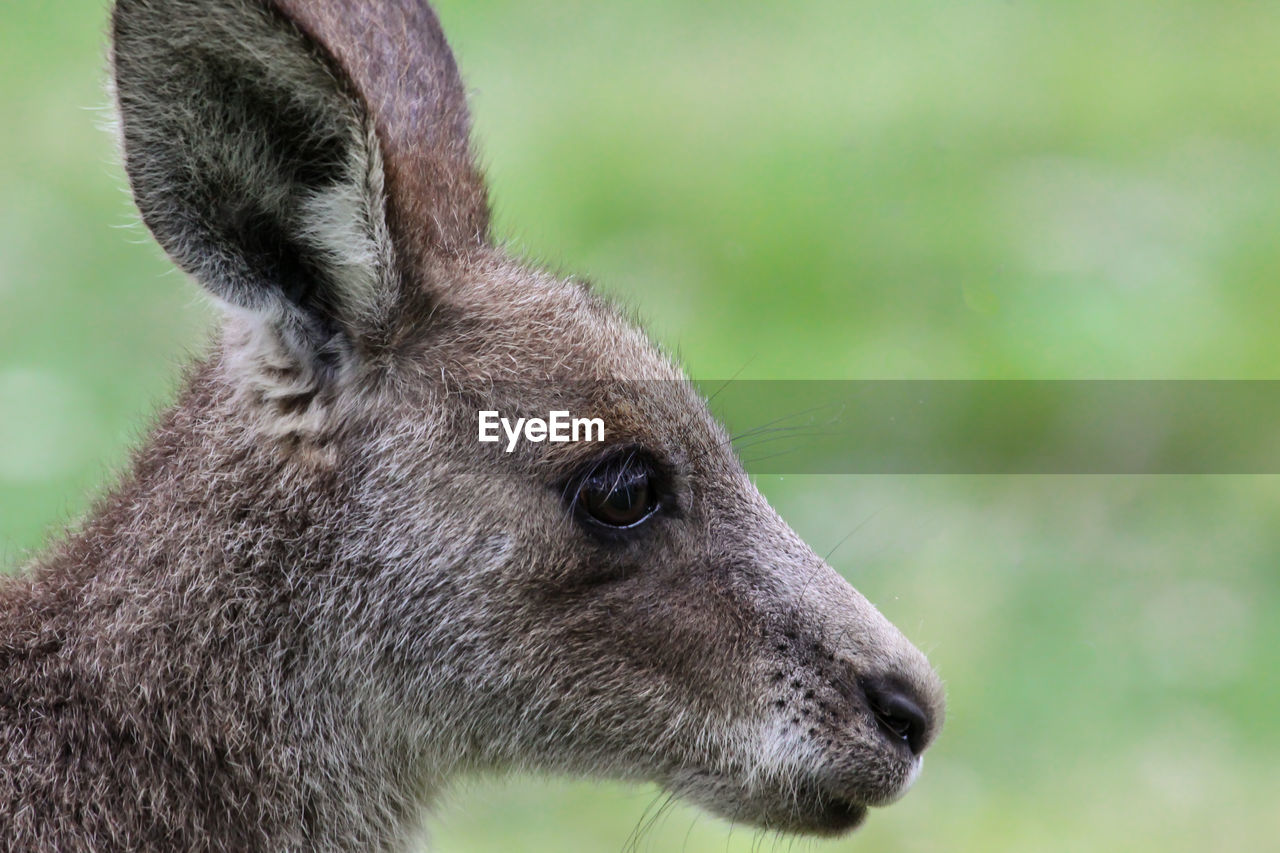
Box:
left=863, top=677, right=932, bottom=755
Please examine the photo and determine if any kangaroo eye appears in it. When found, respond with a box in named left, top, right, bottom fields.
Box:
left=575, top=454, right=659, bottom=530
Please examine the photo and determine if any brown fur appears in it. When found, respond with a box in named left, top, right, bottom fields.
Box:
left=0, top=2, right=944, bottom=850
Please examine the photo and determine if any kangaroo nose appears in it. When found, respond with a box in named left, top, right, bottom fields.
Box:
left=863, top=677, right=933, bottom=756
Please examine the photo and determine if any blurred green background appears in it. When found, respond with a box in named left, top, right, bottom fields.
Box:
left=2, top=1, right=1278, bottom=850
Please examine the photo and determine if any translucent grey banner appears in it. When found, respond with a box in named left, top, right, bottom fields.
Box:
left=690, top=381, right=1280, bottom=474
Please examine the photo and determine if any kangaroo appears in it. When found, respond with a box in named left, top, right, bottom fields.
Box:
left=0, top=1, right=944, bottom=850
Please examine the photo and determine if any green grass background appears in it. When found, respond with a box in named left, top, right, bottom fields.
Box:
left=2, top=1, right=1278, bottom=850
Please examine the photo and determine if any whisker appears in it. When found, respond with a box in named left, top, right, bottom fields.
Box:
left=621, top=789, right=667, bottom=853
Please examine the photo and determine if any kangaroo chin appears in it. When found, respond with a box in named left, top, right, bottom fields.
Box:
left=0, top=1, right=944, bottom=849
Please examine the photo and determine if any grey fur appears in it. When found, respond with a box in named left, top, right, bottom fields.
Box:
left=0, top=1, right=944, bottom=850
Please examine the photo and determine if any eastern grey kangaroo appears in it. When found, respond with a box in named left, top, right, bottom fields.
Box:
left=0, top=1, right=944, bottom=849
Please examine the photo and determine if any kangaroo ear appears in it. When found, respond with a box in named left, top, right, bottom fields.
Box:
left=275, top=0, right=491, bottom=265
left=111, top=0, right=488, bottom=397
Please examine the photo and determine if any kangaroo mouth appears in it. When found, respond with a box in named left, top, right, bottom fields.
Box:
left=669, top=769, right=872, bottom=837
left=738, top=785, right=870, bottom=836
left=800, top=793, right=868, bottom=835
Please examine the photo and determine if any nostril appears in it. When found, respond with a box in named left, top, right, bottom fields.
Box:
left=863, top=679, right=931, bottom=756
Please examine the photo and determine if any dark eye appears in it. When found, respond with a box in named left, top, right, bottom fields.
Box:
left=574, top=452, right=660, bottom=531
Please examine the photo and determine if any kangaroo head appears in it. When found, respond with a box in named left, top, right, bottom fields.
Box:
left=111, top=0, right=943, bottom=836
